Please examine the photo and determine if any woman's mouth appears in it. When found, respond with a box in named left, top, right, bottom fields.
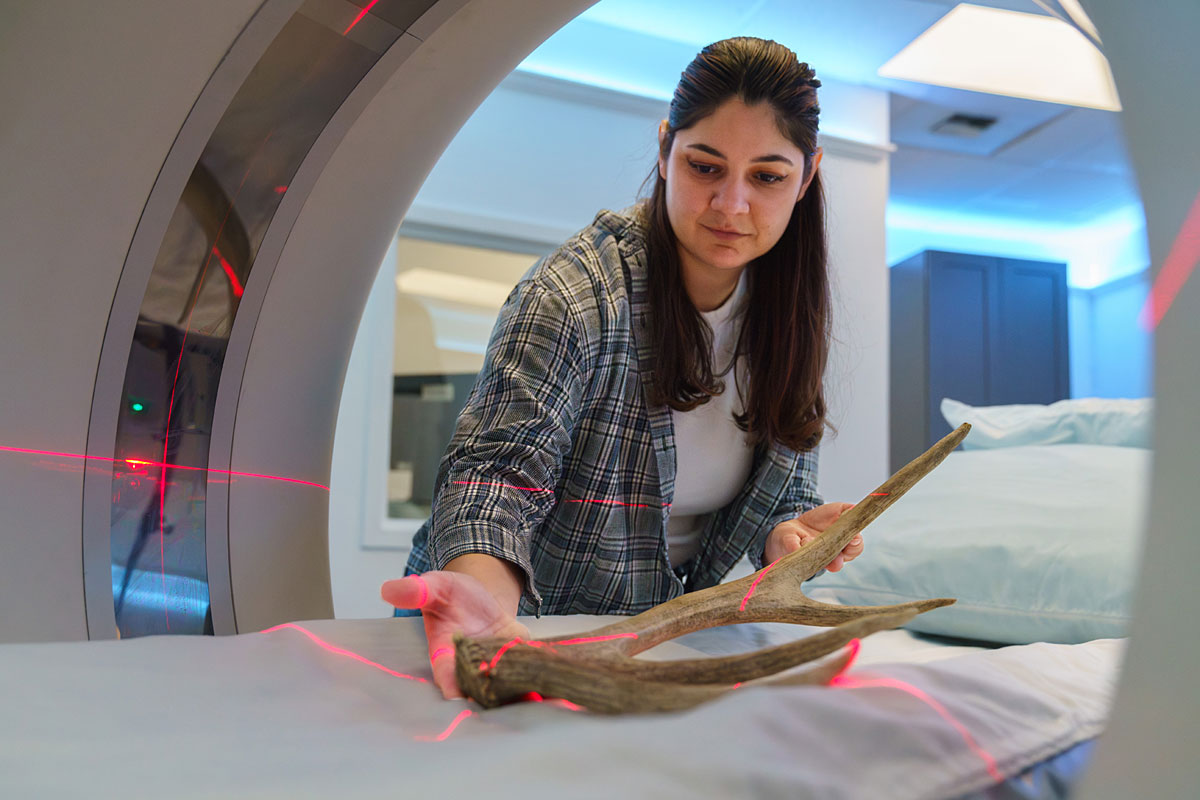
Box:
left=704, top=225, right=748, bottom=241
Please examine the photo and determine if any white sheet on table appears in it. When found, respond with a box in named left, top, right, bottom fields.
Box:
left=0, top=616, right=1121, bottom=799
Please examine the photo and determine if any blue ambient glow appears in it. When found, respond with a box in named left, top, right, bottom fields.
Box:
left=887, top=202, right=1149, bottom=289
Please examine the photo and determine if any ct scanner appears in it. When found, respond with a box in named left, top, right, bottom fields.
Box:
left=0, top=1, right=1195, bottom=796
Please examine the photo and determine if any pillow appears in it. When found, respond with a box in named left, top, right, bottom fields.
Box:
left=805, top=444, right=1149, bottom=645
left=941, top=397, right=1153, bottom=449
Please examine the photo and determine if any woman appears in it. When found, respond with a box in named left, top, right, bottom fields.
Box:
left=382, top=37, right=864, bottom=698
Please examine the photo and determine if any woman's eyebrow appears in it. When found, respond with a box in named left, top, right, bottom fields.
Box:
left=686, top=143, right=794, bottom=166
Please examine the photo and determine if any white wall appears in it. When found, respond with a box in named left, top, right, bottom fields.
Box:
left=329, top=70, right=893, bottom=616
left=1088, top=273, right=1153, bottom=398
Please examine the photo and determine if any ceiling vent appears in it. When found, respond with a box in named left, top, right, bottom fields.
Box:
left=931, top=113, right=998, bottom=138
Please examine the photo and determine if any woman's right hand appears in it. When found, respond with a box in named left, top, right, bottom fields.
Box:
left=381, top=571, right=530, bottom=699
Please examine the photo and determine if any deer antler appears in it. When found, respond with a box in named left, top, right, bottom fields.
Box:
left=454, top=423, right=971, bottom=714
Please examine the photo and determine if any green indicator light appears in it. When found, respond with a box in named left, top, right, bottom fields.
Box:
left=130, top=402, right=145, bottom=413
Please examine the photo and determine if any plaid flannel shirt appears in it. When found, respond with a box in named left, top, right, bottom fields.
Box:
left=404, top=207, right=822, bottom=616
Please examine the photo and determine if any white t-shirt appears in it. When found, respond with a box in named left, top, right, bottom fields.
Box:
left=666, top=270, right=756, bottom=567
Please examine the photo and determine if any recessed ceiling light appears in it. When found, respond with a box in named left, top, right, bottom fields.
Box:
left=878, top=3, right=1121, bottom=111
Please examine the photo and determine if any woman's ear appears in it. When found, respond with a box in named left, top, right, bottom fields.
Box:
left=657, top=119, right=669, bottom=180
left=798, top=147, right=823, bottom=201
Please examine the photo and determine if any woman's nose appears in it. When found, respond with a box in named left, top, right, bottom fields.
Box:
left=710, top=178, right=750, bottom=215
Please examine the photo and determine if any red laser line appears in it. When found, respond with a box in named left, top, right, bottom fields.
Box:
left=739, top=557, right=783, bottom=611
left=342, top=0, right=380, bottom=35
left=521, top=692, right=585, bottom=712
left=431, top=647, right=454, bottom=662
left=482, top=637, right=529, bottom=672
left=416, top=709, right=474, bottom=742
left=261, top=622, right=428, bottom=683
left=478, top=636, right=567, bottom=672
left=157, top=133, right=276, bottom=630
left=450, top=480, right=674, bottom=510
left=212, top=246, right=244, bottom=298
left=1142, top=187, right=1200, bottom=330
left=830, top=672, right=1001, bottom=782
left=554, top=633, right=639, bottom=646
left=0, top=445, right=330, bottom=490
left=409, top=574, right=429, bottom=608
left=451, top=479, right=552, bottom=493
left=566, top=498, right=670, bottom=509
left=478, top=633, right=641, bottom=675
left=829, top=638, right=862, bottom=684
left=869, top=492, right=889, bottom=496
left=138, top=28, right=377, bottom=625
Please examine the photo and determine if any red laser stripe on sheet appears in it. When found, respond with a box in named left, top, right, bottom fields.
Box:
left=451, top=480, right=553, bottom=493
left=1142, top=187, right=1200, bottom=330
left=261, top=623, right=427, bottom=683
left=0, top=445, right=330, bottom=490
left=415, top=709, right=474, bottom=742
left=343, top=0, right=380, bottom=35
left=830, top=672, right=1002, bottom=782
left=739, top=557, right=784, bottom=611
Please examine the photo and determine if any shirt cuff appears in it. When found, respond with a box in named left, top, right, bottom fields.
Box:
left=431, top=523, right=543, bottom=614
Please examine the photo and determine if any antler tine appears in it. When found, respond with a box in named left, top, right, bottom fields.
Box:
left=595, top=607, right=920, bottom=685
left=540, top=423, right=972, bottom=655
left=757, top=422, right=973, bottom=589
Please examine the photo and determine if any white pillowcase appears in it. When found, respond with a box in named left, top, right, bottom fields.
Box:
left=941, top=397, right=1153, bottom=449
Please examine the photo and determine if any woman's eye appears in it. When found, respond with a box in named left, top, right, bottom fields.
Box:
left=688, top=160, right=720, bottom=175
left=757, top=173, right=786, bottom=185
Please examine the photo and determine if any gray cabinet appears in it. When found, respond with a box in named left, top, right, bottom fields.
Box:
left=889, top=250, right=1069, bottom=471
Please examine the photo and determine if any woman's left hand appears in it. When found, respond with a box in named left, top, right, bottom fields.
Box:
left=763, top=502, right=863, bottom=571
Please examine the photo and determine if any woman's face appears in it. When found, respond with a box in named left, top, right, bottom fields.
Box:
left=658, top=98, right=821, bottom=291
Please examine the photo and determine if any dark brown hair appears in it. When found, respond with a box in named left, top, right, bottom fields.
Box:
left=643, top=37, right=831, bottom=452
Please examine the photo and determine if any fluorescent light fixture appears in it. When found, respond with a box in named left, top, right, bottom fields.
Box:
left=395, top=268, right=513, bottom=309
left=878, top=3, right=1121, bottom=111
